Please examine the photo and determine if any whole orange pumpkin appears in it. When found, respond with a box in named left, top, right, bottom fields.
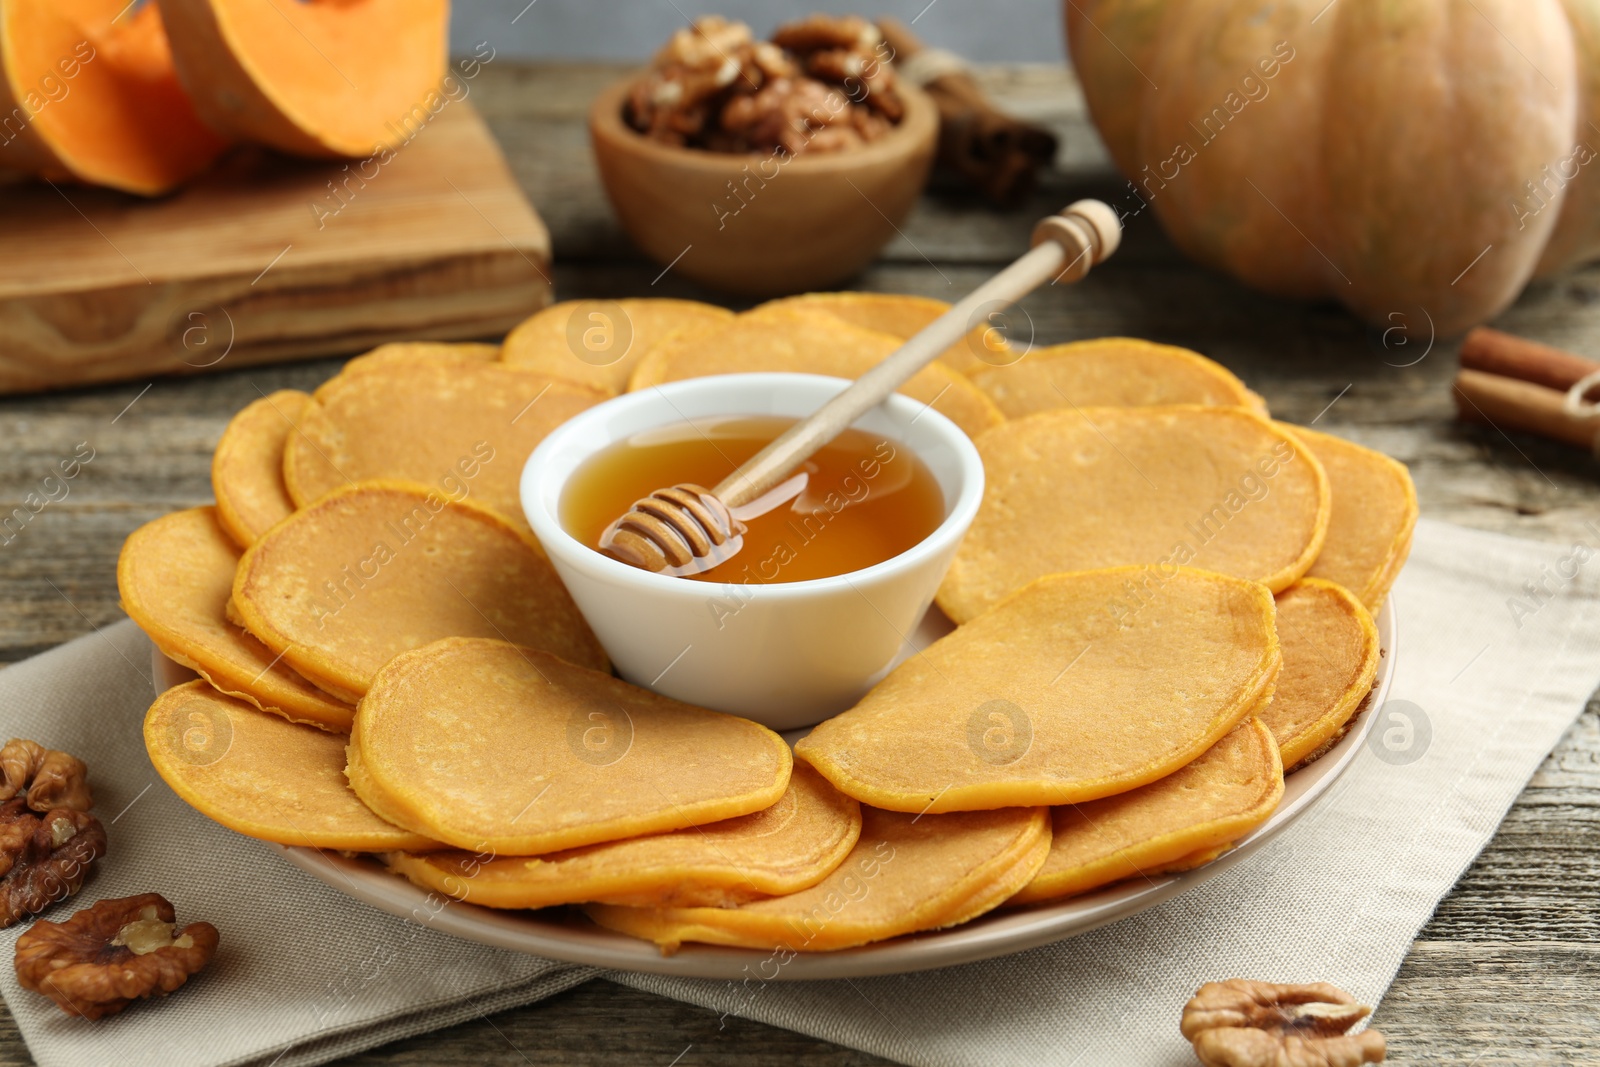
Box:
left=1067, top=0, right=1600, bottom=335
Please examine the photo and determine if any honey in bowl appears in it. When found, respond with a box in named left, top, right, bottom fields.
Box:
left=561, top=416, right=944, bottom=583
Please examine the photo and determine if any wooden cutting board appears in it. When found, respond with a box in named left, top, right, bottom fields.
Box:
left=0, top=102, right=551, bottom=395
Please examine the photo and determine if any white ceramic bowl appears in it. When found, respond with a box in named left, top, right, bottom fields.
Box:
left=521, top=373, right=984, bottom=729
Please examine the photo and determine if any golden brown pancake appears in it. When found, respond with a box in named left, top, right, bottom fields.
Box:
left=501, top=298, right=734, bottom=395
left=144, top=681, right=435, bottom=851
left=211, top=389, right=307, bottom=547
left=1145, top=842, right=1235, bottom=876
left=118, top=507, right=354, bottom=732
left=969, top=338, right=1263, bottom=418
left=937, top=406, right=1328, bottom=622
left=1286, top=425, right=1417, bottom=611
left=1009, top=718, right=1283, bottom=905
left=1264, top=579, right=1381, bottom=769
left=342, top=341, right=502, bottom=370
left=283, top=352, right=602, bottom=530
left=750, top=291, right=1008, bottom=374
left=385, top=764, right=859, bottom=909
left=628, top=306, right=1004, bottom=440
left=232, top=482, right=606, bottom=702
left=797, top=568, right=1281, bottom=813
left=586, top=805, right=1050, bottom=953
left=347, top=637, right=792, bottom=855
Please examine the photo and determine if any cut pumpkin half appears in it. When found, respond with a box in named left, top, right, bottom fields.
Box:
left=0, top=0, right=227, bottom=195
left=155, top=0, right=448, bottom=159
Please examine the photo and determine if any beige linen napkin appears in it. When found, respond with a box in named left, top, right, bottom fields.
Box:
left=0, top=517, right=1594, bottom=1066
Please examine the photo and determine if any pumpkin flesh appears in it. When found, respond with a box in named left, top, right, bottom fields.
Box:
left=155, top=0, right=448, bottom=158
left=0, top=0, right=226, bottom=194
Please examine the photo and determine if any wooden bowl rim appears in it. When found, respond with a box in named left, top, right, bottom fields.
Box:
left=588, top=71, right=938, bottom=176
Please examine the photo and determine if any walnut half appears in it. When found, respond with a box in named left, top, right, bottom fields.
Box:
left=0, top=738, right=92, bottom=813
left=14, top=893, right=219, bottom=1019
left=0, top=800, right=106, bottom=927
left=1181, top=979, right=1386, bottom=1067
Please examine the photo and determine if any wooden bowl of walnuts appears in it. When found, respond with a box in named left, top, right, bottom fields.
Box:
left=590, top=16, right=939, bottom=298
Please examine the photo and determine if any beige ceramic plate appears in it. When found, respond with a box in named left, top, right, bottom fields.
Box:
left=153, top=600, right=1395, bottom=980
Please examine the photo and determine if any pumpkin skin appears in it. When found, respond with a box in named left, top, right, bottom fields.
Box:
left=1067, top=0, right=1599, bottom=335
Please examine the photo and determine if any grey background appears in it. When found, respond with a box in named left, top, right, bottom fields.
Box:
left=451, top=0, right=1067, bottom=64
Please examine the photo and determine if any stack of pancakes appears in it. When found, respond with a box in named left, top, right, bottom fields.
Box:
left=123, top=294, right=1415, bottom=954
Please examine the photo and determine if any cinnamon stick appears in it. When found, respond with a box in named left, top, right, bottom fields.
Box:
left=1459, top=326, right=1600, bottom=392
left=1453, top=368, right=1600, bottom=450
left=878, top=17, right=1058, bottom=208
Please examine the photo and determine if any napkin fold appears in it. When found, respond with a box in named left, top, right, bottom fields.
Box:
left=1, top=517, right=1595, bottom=1067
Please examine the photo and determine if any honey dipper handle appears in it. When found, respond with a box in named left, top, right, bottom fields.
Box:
left=713, top=200, right=1121, bottom=509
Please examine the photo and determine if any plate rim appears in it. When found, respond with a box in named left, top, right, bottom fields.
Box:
left=256, top=598, right=1399, bottom=981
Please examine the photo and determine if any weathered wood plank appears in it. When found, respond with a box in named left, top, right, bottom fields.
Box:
left=1377, top=942, right=1600, bottom=1066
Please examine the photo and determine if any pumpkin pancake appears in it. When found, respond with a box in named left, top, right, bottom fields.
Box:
left=797, top=568, right=1281, bottom=813
left=283, top=353, right=603, bottom=529
left=212, top=389, right=307, bottom=547
left=969, top=338, right=1263, bottom=418
left=750, top=291, right=1008, bottom=374
left=1286, top=425, right=1418, bottom=611
left=586, top=805, right=1049, bottom=953
left=501, top=298, right=734, bottom=395
left=937, top=406, right=1328, bottom=623
left=1264, top=579, right=1381, bottom=770
left=386, top=764, right=859, bottom=909
left=1009, top=718, right=1283, bottom=905
left=145, top=681, right=435, bottom=851
left=628, top=307, right=1004, bottom=440
left=1146, top=842, right=1235, bottom=876
left=342, top=341, right=501, bottom=370
left=349, top=637, right=791, bottom=854
left=232, top=482, right=606, bottom=702
left=119, top=507, right=354, bottom=732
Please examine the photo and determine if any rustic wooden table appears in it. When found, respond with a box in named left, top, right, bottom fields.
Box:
left=0, top=63, right=1596, bottom=1066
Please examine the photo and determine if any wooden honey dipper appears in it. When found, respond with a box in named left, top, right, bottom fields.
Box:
left=601, top=199, right=1122, bottom=575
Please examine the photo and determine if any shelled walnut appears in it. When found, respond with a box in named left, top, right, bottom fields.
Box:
left=625, top=14, right=903, bottom=156
left=0, top=801, right=107, bottom=927
left=14, top=893, right=219, bottom=1019
left=773, top=15, right=902, bottom=121
left=0, top=740, right=104, bottom=928
left=0, top=738, right=92, bottom=813
left=1181, top=980, right=1386, bottom=1067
